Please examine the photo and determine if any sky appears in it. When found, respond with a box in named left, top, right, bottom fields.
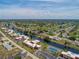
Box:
left=0, top=0, right=79, bottom=19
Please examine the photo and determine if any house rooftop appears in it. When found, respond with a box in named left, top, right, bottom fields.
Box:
left=3, top=42, right=13, bottom=51
left=61, top=51, right=79, bottom=58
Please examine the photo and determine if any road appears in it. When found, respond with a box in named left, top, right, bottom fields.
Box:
left=0, top=30, right=39, bottom=59
left=35, top=51, right=56, bottom=59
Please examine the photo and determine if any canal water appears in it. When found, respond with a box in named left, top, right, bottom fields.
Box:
left=13, top=28, right=79, bottom=54
left=47, top=41, right=79, bottom=54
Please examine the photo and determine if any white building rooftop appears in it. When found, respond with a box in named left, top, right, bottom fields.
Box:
left=3, top=42, right=13, bottom=51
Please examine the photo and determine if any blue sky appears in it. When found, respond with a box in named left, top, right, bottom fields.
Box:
left=0, top=0, right=79, bottom=19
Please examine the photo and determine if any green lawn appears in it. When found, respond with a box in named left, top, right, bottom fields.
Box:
left=14, top=55, right=21, bottom=59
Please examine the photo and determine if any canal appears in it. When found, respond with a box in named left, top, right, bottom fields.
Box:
left=12, top=28, right=79, bottom=54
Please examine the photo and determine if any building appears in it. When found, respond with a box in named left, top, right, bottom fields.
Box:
left=49, top=36, right=61, bottom=40
left=60, top=51, right=79, bottom=59
left=23, top=40, right=41, bottom=49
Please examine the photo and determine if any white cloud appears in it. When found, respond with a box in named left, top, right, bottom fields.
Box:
left=0, top=7, right=79, bottom=19
left=24, top=0, right=65, bottom=3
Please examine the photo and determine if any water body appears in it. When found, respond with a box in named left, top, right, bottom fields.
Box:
left=28, top=35, right=79, bottom=54
left=47, top=41, right=79, bottom=54
left=24, top=34, right=79, bottom=54
left=12, top=27, right=79, bottom=54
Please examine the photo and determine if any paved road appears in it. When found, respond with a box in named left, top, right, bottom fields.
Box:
left=0, top=30, right=39, bottom=59
left=35, top=50, right=56, bottom=59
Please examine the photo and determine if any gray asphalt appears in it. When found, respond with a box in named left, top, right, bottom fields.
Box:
left=35, top=51, right=56, bottom=59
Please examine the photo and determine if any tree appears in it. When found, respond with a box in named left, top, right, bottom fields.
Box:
left=64, top=40, right=70, bottom=51
left=68, top=36, right=76, bottom=41
left=44, top=36, right=50, bottom=42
